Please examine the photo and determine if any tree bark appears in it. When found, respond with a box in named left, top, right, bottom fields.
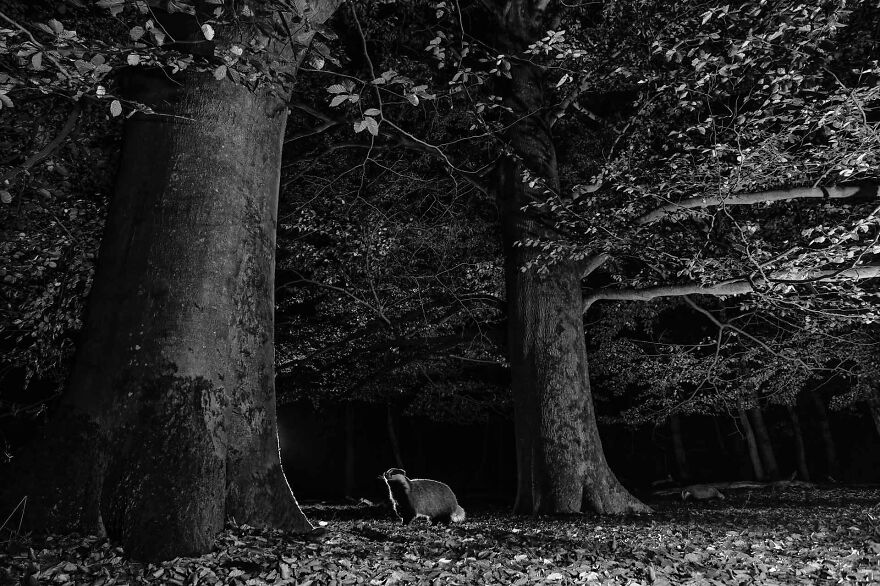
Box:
left=869, top=394, right=880, bottom=439
left=5, top=70, right=309, bottom=560
left=344, top=403, right=356, bottom=498
left=748, top=407, right=780, bottom=480
left=810, top=390, right=841, bottom=480
left=787, top=406, right=810, bottom=481
left=497, top=61, right=648, bottom=515
left=386, top=404, right=405, bottom=469
left=669, top=415, right=690, bottom=483
left=738, top=407, right=765, bottom=481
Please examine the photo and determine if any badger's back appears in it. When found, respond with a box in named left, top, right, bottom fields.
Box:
left=409, top=478, right=465, bottom=521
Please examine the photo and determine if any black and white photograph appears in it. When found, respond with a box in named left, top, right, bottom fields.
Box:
left=2, top=0, right=880, bottom=583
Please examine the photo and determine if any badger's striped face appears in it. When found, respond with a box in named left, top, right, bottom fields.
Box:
left=383, top=468, right=407, bottom=481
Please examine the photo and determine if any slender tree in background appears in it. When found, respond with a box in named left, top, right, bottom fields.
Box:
left=3, top=0, right=341, bottom=561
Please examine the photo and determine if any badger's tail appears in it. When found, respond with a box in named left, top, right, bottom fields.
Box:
left=451, top=505, right=466, bottom=523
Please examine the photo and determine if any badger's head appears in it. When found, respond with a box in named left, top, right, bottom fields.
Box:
left=383, top=468, right=408, bottom=482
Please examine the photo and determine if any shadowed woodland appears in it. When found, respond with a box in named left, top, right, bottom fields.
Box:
left=2, top=0, right=880, bottom=583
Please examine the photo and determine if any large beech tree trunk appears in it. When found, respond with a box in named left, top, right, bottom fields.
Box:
left=7, top=71, right=309, bottom=560
left=497, top=62, right=647, bottom=515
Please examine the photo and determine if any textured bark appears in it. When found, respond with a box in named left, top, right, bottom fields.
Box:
left=869, top=395, right=880, bottom=439
left=738, top=407, right=765, bottom=481
left=344, top=404, right=356, bottom=498
left=810, top=391, right=841, bottom=480
left=498, top=61, right=647, bottom=515
left=386, top=404, right=405, bottom=469
left=748, top=407, right=780, bottom=480
left=5, top=70, right=309, bottom=560
left=669, top=415, right=690, bottom=483
left=787, top=406, right=810, bottom=481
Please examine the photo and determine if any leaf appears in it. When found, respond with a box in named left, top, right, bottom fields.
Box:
left=363, top=108, right=380, bottom=116
left=307, top=52, right=325, bottom=70
left=96, top=0, right=125, bottom=15
left=327, top=84, right=347, bottom=94
left=0, top=190, right=11, bottom=204
left=201, top=24, right=215, bottom=41
left=353, top=119, right=366, bottom=133
left=126, top=54, right=140, bottom=66
left=48, top=19, right=64, bottom=35
left=405, top=93, right=419, bottom=106
left=109, top=100, right=122, bottom=117
left=0, top=92, right=12, bottom=108
left=31, top=52, right=43, bottom=70
left=166, top=0, right=196, bottom=15
left=129, top=26, right=145, bottom=41
left=213, top=64, right=227, bottom=80
left=364, top=116, right=379, bottom=136
left=330, top=95, right=348, bottom=107
left=74, top=60, right=94, bottom=74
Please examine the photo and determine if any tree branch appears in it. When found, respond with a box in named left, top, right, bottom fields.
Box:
left=637, top=185, right=878, bottom=225
left=0, top=9, right=72, bottom=80
left=582, top=264, right=880, bottom=312
left=581, top=252, right=609, bottom=278
left=0, top=103, right=81, bottom=187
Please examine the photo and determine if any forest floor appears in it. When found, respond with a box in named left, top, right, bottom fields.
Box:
left=1, top=486, right=879, bottom=585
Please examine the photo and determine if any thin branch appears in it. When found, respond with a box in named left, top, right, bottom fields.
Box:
left=0, top=103, right=81, bottom=186
left=681, top=296, right=810, bottom=370
left=0, top=9, right=72, bottom=80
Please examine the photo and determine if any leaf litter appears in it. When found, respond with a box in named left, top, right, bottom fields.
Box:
left=2, top=487, right=879, bottom=585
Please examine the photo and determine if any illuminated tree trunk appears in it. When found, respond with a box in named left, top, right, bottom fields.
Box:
left=498, top=61, right=648, bottom=515
left=6, top=70, right=309, bottom=561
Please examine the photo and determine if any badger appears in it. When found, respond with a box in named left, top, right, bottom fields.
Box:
left=681, top=485, right=726, bottom=501
left=381, top=468, right=465, bottom=524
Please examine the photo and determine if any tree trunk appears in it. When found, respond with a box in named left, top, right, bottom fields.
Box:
left=386, top=404, right=404, bottom=469
left=787, top=406, right=810, bottom=481
left=669, top=415, right=690, bottom=483
left=344, top=404, right=356, bottom=498
left=748, top=407, right=780, bottom=480
left=810, top=390, right=841, bottom=480
left=497, top=61, right=648, bottom=515
left=869, top=394, right=880, bottom=439
left=5, top=70, right=309, bottom=560
left=738, top=407, right=765, bottom=481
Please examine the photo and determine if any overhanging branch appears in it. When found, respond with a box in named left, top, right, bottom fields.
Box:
left=582, top=264, right=880, bottom=312
left=637, top=185, right=878, bottom=225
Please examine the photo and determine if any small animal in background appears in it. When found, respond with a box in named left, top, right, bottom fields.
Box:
left=681, top=485, right=726, bottom=501
left=381, top=468, right=466, bottom=524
